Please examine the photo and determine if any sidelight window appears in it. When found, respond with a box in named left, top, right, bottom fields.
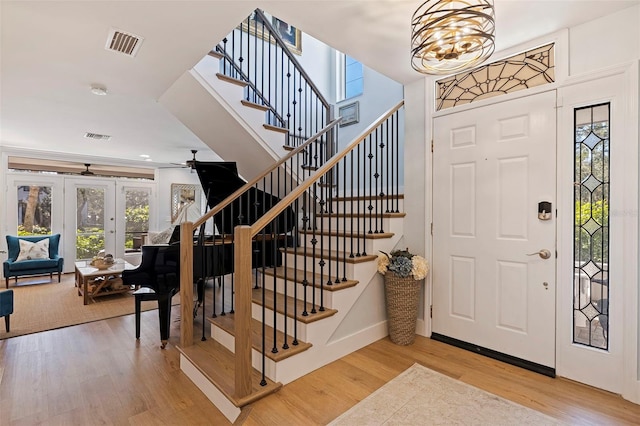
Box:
left=573, top=103, right=610, bottom=350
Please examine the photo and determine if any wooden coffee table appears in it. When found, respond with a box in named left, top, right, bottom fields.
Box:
left=75, top=259, right=137, bottom=305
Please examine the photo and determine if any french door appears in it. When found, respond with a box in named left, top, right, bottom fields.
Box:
left=432, top=91, right=557, bottom=370
left=64, top=178, right=116, bottom=261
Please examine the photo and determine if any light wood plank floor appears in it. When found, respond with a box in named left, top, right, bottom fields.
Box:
left=1, top=303, right=639, bottom=425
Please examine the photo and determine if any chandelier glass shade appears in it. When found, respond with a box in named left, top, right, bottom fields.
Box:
left=411, top=0, right=495, bottom=75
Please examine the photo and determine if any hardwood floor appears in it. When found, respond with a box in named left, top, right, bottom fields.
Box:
left=1, top=304, right=639, bottom=425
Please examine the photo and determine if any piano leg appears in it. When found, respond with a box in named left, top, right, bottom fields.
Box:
left=133, top=287, right=158, bottom=340
left=157, top=292, right=174, bottom=349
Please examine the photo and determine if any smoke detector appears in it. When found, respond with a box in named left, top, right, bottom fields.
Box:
left=105, top=28, right=144, bottom=57
left=90, top=84, right=108, bottom=96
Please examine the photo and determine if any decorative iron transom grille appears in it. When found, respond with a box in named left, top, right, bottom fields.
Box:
left=435, top=43, right=554, bottom=111
left=573, top=103, right=610, bottom=350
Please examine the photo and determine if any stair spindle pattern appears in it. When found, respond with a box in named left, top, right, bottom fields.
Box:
left=215, top=9, right=330, bottom=154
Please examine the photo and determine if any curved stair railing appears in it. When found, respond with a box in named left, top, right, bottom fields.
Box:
left=215, top=8, right=331, bottom=153
left=179, top=100, right=404, bottom=402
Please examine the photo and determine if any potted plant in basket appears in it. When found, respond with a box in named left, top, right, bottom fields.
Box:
left=377, top=249, right=429, bottom=345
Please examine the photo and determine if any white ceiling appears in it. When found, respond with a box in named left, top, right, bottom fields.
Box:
left=1, top=0, right=638, bottom=168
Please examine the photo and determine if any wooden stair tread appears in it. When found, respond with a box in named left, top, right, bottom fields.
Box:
left=316, top=212, right=406, bottom=218
left=208, top=50, right=223, bottom=59
left=252, top=287, right=338, bottom=323
left=332, top=194, right=405, bottom=201
left=209, top=315, right=312, bottom=362
left=282, top=247, right=378, bottom=263
left=177, top=340, right=281, bottom=408
left=263, top=123, right=289, bottom=133
left=216, top=73, right=248, bottom=87
left=306, top=230, right=394, bottom=239
left=263, top=266, right=359, bottom=291
left=283, top=145, right=295, bottom=151
left=240, top=99, right=270, bottom=111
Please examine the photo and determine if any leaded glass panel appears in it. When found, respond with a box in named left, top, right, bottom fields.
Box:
left=436, top=43, right=554, bottom=111
left=573, top=103, right=610, bottom=350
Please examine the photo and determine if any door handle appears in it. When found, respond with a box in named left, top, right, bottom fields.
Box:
left=527, top=249, right=551, bottom=259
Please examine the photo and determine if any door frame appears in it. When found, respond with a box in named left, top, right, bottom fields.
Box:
left=555, top=63, right=639, bottom=400
left=429, top=62, right=639, bottom=402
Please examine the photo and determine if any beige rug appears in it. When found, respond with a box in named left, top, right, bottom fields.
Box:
left=329, top=363, right=564, bottom=425
left=1, top=275, right=180, bottom=340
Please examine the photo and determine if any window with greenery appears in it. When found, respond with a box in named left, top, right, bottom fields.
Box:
left=573, top=103, right=610, bottom=350
left=17, top=185, right=52, bottom=235
left=76, top=188, right=105, bottom=260
left=124, top=188, right=150, bottom=251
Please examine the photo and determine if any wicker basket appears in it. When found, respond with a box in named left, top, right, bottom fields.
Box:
left=384, top=272, right=421, bottom=345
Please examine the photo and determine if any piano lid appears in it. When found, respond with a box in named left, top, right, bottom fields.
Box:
left=194, top=162, right=246, bottom=210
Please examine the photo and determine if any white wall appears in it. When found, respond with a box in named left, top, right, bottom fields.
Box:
left=569, top=4, right=640, bottom=76
left=335, top=65, right=404, bottom=148
left=296, top=32, right=333, bottom=104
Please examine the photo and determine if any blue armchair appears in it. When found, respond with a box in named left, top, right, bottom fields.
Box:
left=3, top=234, right=64, bottom=288
left=0, top=289, right=13, bottom=332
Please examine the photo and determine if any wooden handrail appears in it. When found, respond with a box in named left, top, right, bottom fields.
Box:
left=213, top=45, right=287, bottom=127
left=192, top=118, right=342, bottom=228
left=248, top=100, right=405, bottom=236
left=254, top=9, right=330, bottom=110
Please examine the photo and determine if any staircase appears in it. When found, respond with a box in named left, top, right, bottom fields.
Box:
left=159, top=9, right=407, bottom=422
left=178, top=194, right=405, bottom=422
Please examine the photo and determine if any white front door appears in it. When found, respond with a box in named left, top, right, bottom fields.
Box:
left=432, top=91, right=557, bottom=370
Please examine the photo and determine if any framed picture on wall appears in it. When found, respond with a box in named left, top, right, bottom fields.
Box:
left=339, top=101, right=360, bottom=127
left=170, top=183, right=201, bottom=223
left=238, top=11, right=302, bottom=55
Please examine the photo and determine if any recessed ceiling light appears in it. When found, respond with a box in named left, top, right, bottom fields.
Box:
left=139, top=154, right=150, bottom=158
left=90, top=84, right=108, bottom=96
left=145, top=158, right=153, bottom=162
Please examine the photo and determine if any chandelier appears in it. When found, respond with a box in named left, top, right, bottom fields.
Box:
left=411, top=0, right=495, bottom=75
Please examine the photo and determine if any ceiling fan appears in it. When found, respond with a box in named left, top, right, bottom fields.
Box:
left=167, top=149, right=199, bottom=171
left=80, top=163, right=95, bottom=176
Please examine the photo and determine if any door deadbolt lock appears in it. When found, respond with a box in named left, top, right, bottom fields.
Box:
left=527, top=249, right=551, bottom=259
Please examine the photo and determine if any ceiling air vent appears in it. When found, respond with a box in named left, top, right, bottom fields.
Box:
left=105, top=28, right=144, bottom=57
left=84, top=132, right=112, bottom=141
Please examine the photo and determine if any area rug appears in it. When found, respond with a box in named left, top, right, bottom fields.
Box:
left=0, top=275, right=180, bottom=340
left=329, top=363, right=564, bottom=425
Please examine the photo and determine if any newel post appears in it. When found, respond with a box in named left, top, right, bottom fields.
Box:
left=180, top=221, right=194, bottom=348
left=234, top=225, right=253, bottom=398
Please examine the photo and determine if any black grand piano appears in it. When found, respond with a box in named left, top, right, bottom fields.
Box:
left=122, top=161, right=296, bottom=347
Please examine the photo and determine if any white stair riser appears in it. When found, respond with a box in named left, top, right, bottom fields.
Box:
left=330, top=199, right=404, bottom=214
left=318, top=216, right=394, bottom=233
left=209, top=325, right=280, bottom=382
left=300, top=233, right=390, bottom=255
left=257, top=272, right=337, bottom=308
left=180, top=355, right=241, bottom=423
left=251, top=303, right=317, bottom=341
left=283, top=253, right=375, bottom=275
